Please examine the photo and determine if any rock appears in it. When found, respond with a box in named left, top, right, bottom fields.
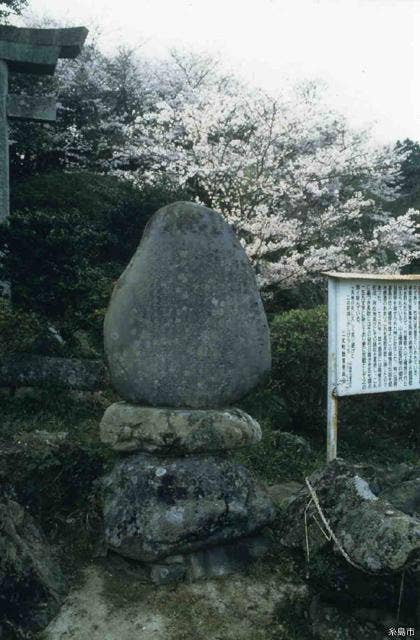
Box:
left=0, top=354, right=107, bottom=390
left=0, top=489, right=67, bottom=637
left=100, top=402, right=261, bottom=453
left=336, top=500, right=419, bottom=572
left=149, top=532, right=271, bottom=585
left=280, top=459, right=420, bottom=573
left=104, top=201, right=270, bottom=408
left=361, top=462, right=420, bottom=496
left=149, top=558, right=186, bottom=585
left=102, top=453, right=276, bottom=562
left=380, top=479, right=420, bottom=517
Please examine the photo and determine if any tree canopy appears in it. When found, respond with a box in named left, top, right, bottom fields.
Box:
left=0, top=0, right=27, bottom=21
left=6, top=39, right=420, bottom=300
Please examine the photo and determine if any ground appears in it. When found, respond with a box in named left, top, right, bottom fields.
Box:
left=39, top=554, right=309, bottom=640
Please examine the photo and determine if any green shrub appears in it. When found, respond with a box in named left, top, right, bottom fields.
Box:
left=234, top=419, right=322, bottom=484
left=239, top=387, right=292, bottom=430
left=0, top=299, right=65, bottom=356
left=235, top=387, right=323, bottom=483
left=269, top=306, right=420, bottom=458
left=270, top=306, right=328, bottom=436
left=1, top=171, right=189, bottom=352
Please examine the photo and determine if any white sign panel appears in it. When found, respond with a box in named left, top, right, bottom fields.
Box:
left=328, top=275, right=420, bottom=396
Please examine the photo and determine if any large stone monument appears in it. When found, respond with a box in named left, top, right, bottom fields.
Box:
left=100, top=201, right=276, bottom=583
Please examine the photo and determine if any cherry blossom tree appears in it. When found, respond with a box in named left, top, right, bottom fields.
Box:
left=0, top=0, right=27, bottom=21
left=125, top=69, right=419, bottom=292
left=9, top=41, right=419, bottom=294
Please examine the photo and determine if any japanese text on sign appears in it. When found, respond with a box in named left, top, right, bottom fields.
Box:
left=333, top=279, right=419, bottom=396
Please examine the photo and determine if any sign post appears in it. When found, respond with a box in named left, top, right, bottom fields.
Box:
left=324, top=272, right=420, bottom=462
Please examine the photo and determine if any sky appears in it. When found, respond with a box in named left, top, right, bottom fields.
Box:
left=22, top=0, right=420, bottom=144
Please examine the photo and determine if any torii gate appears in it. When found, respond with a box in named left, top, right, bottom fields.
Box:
left=0, top=25, right=88, bottom=225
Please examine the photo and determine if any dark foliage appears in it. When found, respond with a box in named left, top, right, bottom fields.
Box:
left=269, top=306, right=419, bottom=456
left=1, top=171, right=188, bottom=350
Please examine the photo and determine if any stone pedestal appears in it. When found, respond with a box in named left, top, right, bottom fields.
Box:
left=100, top=404, right=276, bottom=583
left=100, top=402, right=262, bottom=453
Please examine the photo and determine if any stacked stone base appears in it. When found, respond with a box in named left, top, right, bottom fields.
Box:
left=146, top=532, right=271, bottom=585
left=100, top=402, right=276, bottom=584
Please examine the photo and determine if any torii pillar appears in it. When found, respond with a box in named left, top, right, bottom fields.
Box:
left=0, top=25, right=88, bottom=295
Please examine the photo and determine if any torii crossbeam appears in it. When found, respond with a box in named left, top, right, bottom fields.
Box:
left=0, top=25, right=88, bottom=224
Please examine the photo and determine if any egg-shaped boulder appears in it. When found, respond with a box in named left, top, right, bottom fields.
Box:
left=104, top=201, right=271, bottom=407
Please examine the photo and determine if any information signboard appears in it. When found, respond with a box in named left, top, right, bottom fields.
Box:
left=324, top=272, right=420, bottom=461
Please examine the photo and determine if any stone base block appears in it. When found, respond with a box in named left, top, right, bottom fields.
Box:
left=100, top=402, right=261, bottom=453
left=148, top=533, right=271, bottom=585
left=102, top=453, right=276, bottom=562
